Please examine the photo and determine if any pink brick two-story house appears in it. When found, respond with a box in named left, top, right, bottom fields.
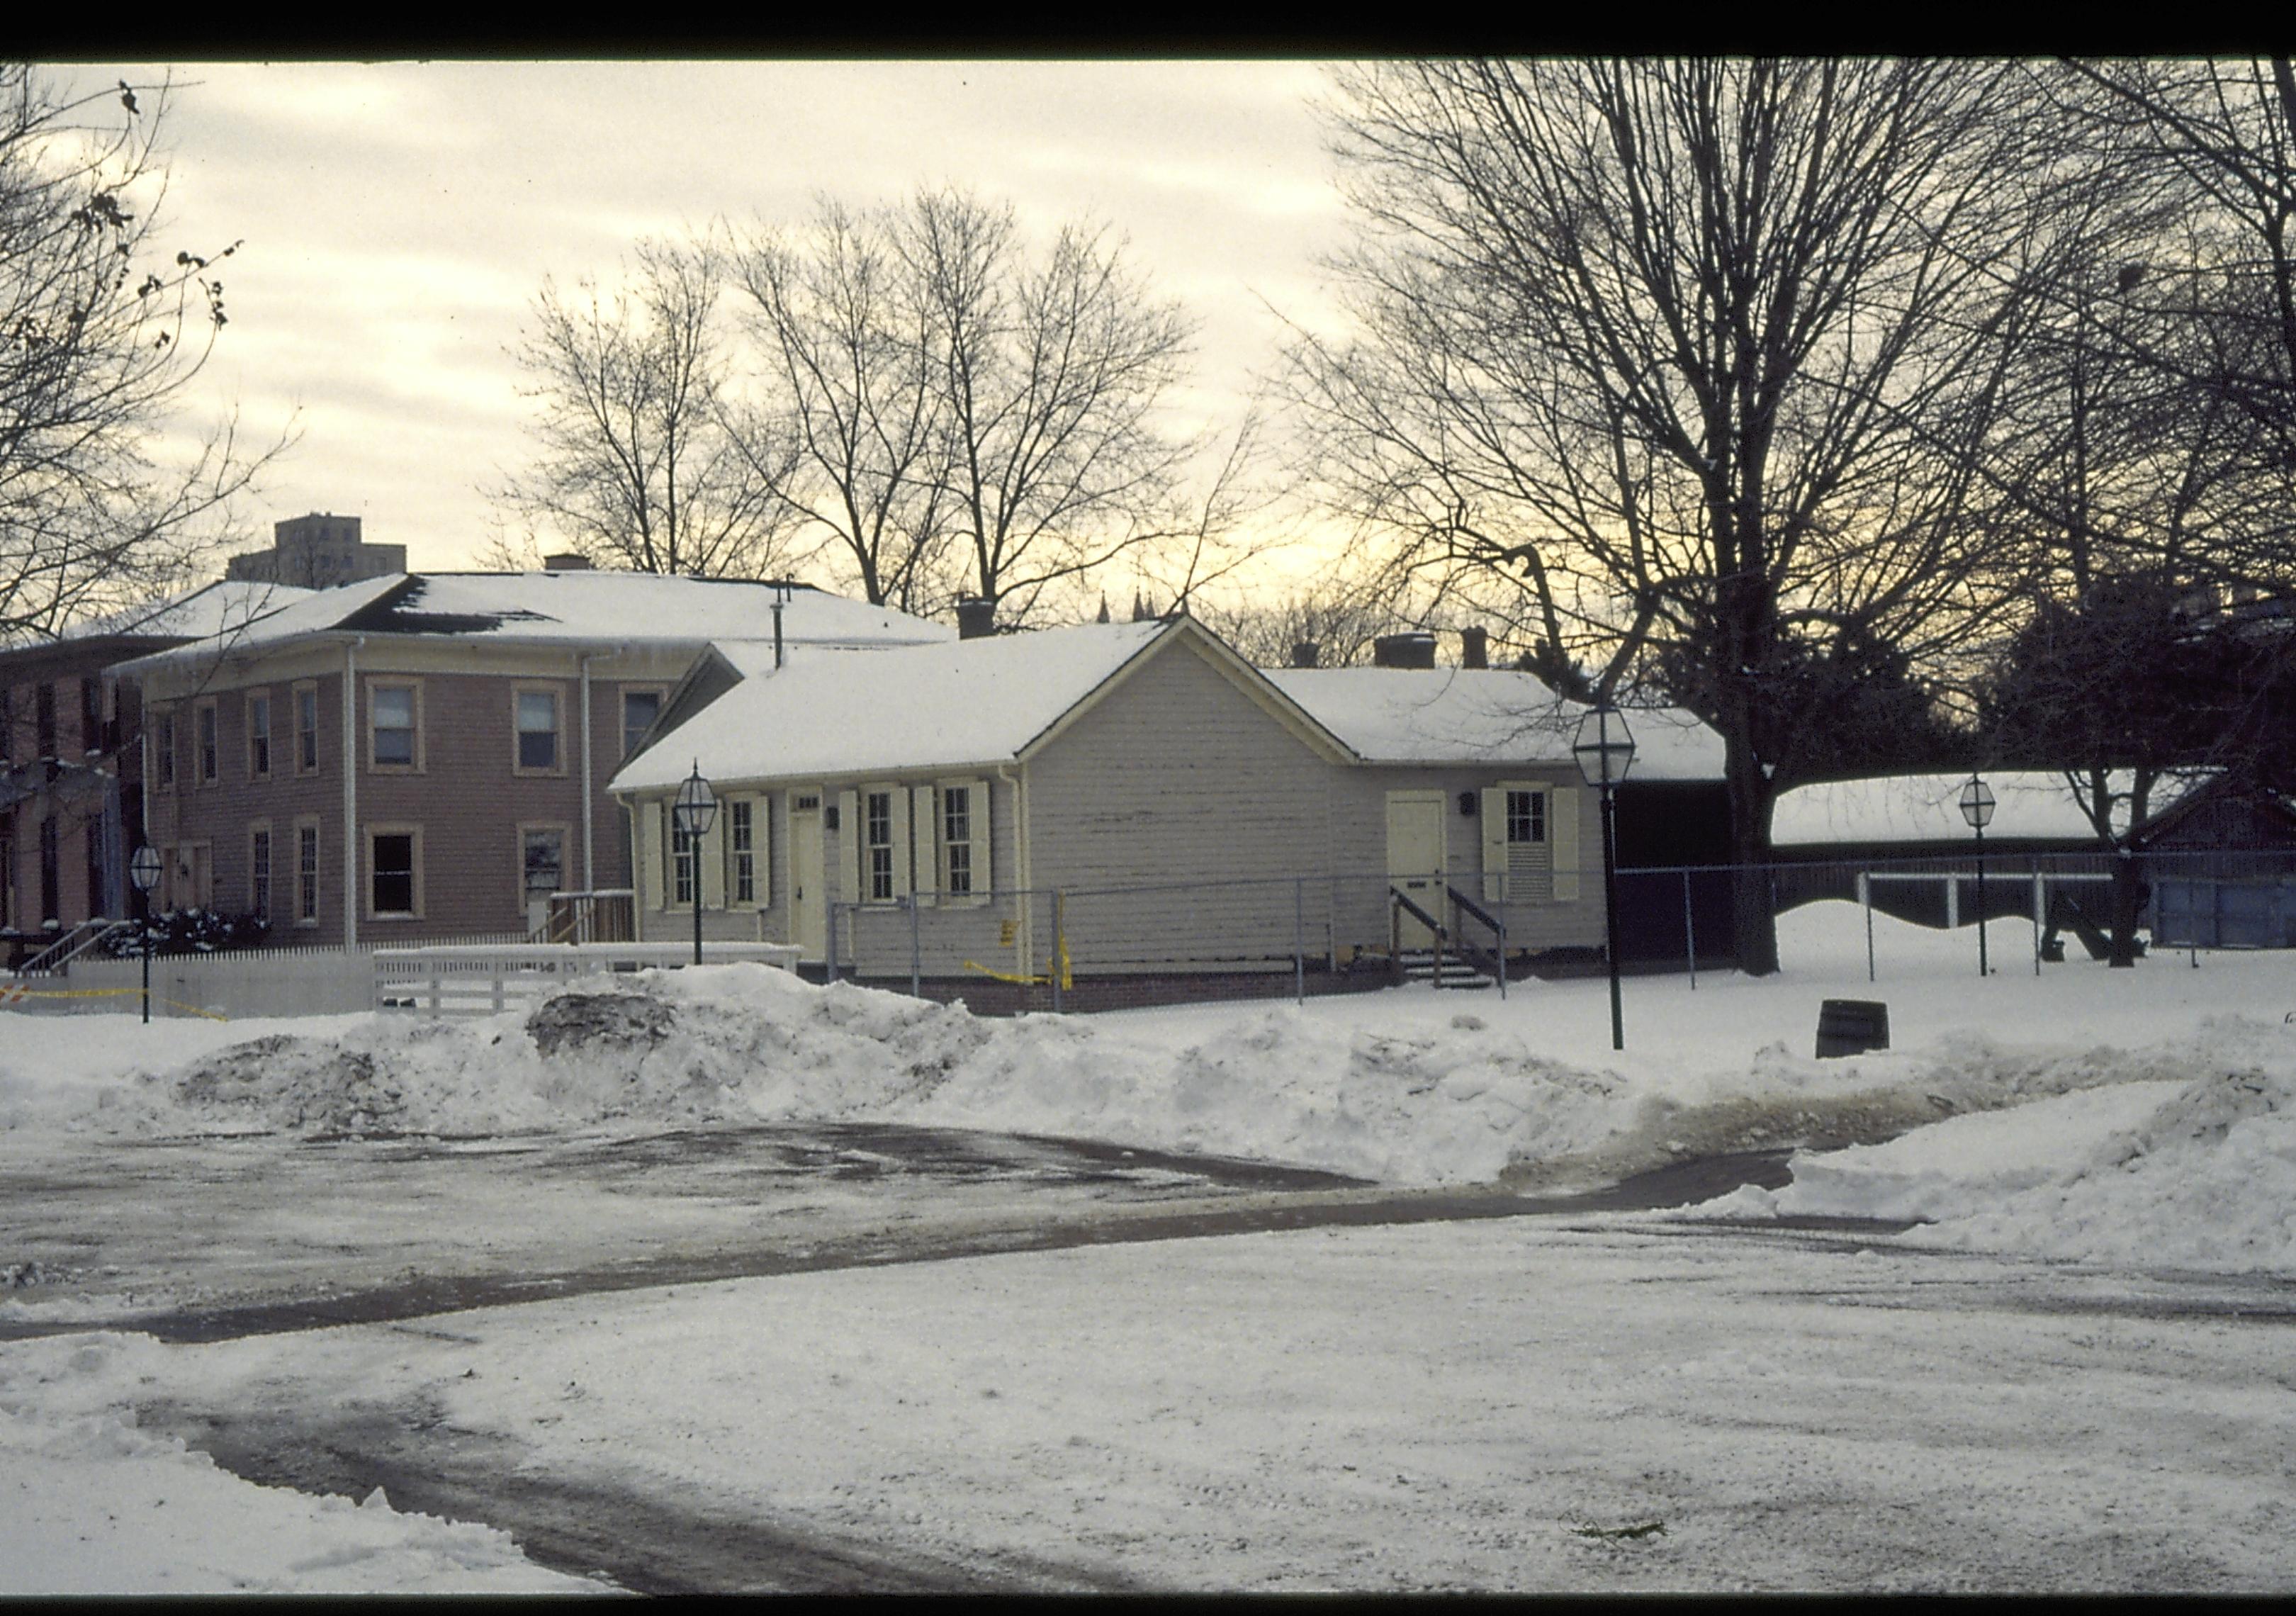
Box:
left=114, top=568, right=947, bottom=947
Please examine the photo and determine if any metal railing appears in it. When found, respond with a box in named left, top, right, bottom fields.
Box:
left=14, top=917, right=132, bottom=976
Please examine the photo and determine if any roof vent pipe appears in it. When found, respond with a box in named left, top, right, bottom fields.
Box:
left=955, top=595, right=996, bottom=640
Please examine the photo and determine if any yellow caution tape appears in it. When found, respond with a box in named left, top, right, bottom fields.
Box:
left=0, top=985, right=229, bottom=1021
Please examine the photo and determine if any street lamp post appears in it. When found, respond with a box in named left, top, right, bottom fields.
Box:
left=1959, top=775, right=1996, bottom=977
left=128, top=844, right=162, bottom=1025
left=672, top=762, right=718, bottom=967
left=1572, top=702, right=1638, bottom=1051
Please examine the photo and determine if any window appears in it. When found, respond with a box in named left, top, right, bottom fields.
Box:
left=296, top=821, right=320, bottom=925
left=1481, top=781, right=1580, bottom=904
left=249, top=825, right=272, bottom=921
left=865, top=790, right=895, bottom=902
left=371, top=684, right=417, bottom=770
left=247, top=692, right=272, bottom=780
left=942, top=785, right=973, bottom=897
left=35, top=683, right=55, bottom=759
left=1505, top=790, right=1545, bottom=848
left=665, top=802, right=697, bottom=906
left=294, top=683, right=319, bottom=774
left=514, top=688, right=559, bottom=772
left=368, top=827, right=420, bottom=918
left=523, top=827, right=565, bottom=904
left=196, top=701, right=218, bottom=785
left=728, top=799, right=755, bottom=905
left=154, top=711, right=176, bottom=789
left=621, top=689, right=663, bottom=759
left=79, top=678, right=101, bottom=754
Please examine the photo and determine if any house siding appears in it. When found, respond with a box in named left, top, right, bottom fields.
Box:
left=1325, top=763, right=1608, bottom=958
left=1022, top=636, right=1338, bottom=975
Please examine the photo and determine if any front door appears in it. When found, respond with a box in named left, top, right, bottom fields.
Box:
left=1385, top=790, right=1447, bottom=949
left=789, top=793, right=826, bottom=961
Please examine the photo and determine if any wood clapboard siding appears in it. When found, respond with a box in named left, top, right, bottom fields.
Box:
left=1024, top=637, right=1337, bottom=970
left=1324, top=764, right=1606, bottom=953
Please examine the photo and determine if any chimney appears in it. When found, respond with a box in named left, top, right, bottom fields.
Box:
left=543, top=552, right=592, bottom=572
left=1371, top=632, right=1439, bottom=669
left=1461, top=626, right=1489, bottom=669
left=1290, top=641, right=1320, bottom=669
left=955, top=595, right=997, bottom=640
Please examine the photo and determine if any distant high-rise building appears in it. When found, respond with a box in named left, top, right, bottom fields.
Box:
left=224, top=513, right=407, bottom=589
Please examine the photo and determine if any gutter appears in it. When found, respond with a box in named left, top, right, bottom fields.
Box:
left=342, top=636, right=363, bottom=949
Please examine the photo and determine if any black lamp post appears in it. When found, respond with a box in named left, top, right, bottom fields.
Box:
left=1572, top=701, right=1638, bottom=1051
left=672, top=761, right=718, bottom=967
left=1959, top=775, right=1996, bottom=977
left=128, top=843, right=161, bottom=1024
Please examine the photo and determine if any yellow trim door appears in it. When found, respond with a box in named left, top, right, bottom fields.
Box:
left=1385, top=790, right=1447, bottom=949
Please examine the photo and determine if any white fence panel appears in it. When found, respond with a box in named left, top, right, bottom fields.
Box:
left=373, top=942, right=801, bottom=1017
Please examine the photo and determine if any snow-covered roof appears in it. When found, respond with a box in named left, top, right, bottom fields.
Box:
left=613, top=620, right=1178, bottom=791
left=47, top=580, right=316, bottom=646
left=112, top=571, right=952, bottom=672
left=1264, top=668, right=1727, bottom=780
left=1770, top=771, right=2205, bottom=848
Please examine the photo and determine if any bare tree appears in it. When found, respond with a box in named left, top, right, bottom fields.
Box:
left=495, top=236, right=813, bottom=580
left=898, top=188, right=1198, bottom=625
left=729, top=201, right=954, bottom=614
left=1, top=67, right=285, bottom=644
left=1288, top=60, right=2054, bottom=973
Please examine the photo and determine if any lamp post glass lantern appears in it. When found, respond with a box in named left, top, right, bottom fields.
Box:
left=672, top=762, right=719, bottom=965
left=1959, top=775, right=1996, bottom=977
left=128, top=844, right=161, bottom=1024
left=1572, top=703, right=1637, bottom=1050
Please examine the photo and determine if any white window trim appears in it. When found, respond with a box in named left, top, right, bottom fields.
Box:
left=724, top=795, right=768, bottom=910
left=248, top=819, right=274, bottom=921
left=512, top=683, right=567, bottom=777
left=245, top=689, right=273, bottom=782
left=292, top=680, right=321, bottom=776
left=366, top=822, right=425, bottom=921
left=935, top=776, right=990, bottom=907
left=293, top=816, right=321, bottom=928
left=366, top=678, right=424, bottom=775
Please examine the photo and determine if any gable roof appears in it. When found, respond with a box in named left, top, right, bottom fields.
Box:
left=611, top=617, right=1355, bottom=793
left=112, top=571, right=951, bottom=675
left=1771, top=770, right=2210, bottom=848
left=1265, top=667, right=1727, bottom=780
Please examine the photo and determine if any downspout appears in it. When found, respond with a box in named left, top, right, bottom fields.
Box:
left=342, top=636, right=363, bottom=950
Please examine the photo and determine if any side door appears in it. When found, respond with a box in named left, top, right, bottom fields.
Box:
left=1385, top=790, right=1448, bottom=949
left=788, top=791, right=826, bottom=961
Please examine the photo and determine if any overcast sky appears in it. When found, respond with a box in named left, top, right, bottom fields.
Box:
left=50, top=60, right=1354, bottom=595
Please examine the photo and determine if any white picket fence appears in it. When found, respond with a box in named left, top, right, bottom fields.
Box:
left=373, top=941, right=802, bottom=1017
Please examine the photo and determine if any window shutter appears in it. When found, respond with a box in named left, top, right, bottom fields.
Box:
left=910, top=785, right=938, bottom=906
left=1551, top=786, right=1582, bottom=902
left=838, top=788, right=861, bottom=904
left=699, top=807, right=726, bottom=909
left=756, top=797, right=772, bottom=909
left=887, top=785, right=912, bottom=900
left=1480, top=787, right=1507, bottom=904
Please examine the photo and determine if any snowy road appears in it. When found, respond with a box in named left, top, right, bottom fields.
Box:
left=104, top=1213, right=2296, bottom=1593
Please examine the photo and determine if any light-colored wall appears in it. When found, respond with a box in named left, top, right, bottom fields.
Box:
left=1023, top=636, right=1339, bottom=973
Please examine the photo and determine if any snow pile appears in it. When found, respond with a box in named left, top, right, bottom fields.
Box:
left=1710, top=1017, right=2296, bottom=1275
left=0, top=1332, right=602, bottom=1595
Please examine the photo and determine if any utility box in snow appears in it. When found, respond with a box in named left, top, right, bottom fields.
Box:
left=1816, top=999, right=1889, bottom=1059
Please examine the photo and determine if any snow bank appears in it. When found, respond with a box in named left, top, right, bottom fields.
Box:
left=0, top=1332, right=602, bottom=1595
left=1710, top=1019, right=2296, bottom=1275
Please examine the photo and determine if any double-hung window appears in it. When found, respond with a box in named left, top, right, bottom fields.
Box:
left=665, top=802, right=697, bottom=907
left=371, top=685, right=417, bottom=770
left=621, top=689, right=663, bottom=759
left=515, top=689, right=559, bottom=773
left=249, top=826, right=272, bottom=920
left=294, top=684, right=319, bottom=774
left=296, top=821, right=320, bottom=925
left=728, top=799, right=756, bottom=905
left=154, top=711, right=176, bottom=790
left=196, top=702, right=218, bottom=786
left=247, top=692, right=272, bottom=780
left=942, top=785, right=974, bottom=898
left=865, top=790, right=896, bottom=902
left=369, top=827, right=419, bottom=918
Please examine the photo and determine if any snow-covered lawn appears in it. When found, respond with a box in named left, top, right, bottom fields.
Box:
left=3, top=901, right=2293, bottom=1591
